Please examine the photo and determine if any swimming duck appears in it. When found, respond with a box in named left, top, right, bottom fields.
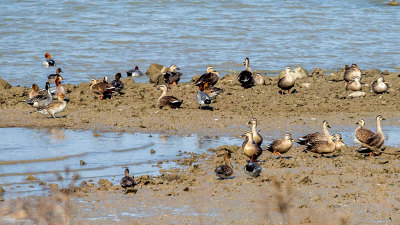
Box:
left=48, top=68, right=63, bottom=84
left=265, top=133, right=294, bottom=158
left=90, top=77, right=116, bottom=99
left=241, top=131, right=263, bottom=162
left=343, top=64, right=362, bottom=83
left=29, top=84, right=40, bottom=98
left=214, top=152, right=234, bottom=179
left=196, top=83, right=211, bottom=109
left=157, top=85, right=183, bottom=109
left=237, top=57, right=254, bottom=89
left=42, top=52, right=56, bottom=67
left=194, top=67, right=219, bottom=87
left=297, top=120, right=331, bottom=145
left=120, top=168, right=136, bottom=188
left=204, top=82, right=224, bottom=98
left=49, top=76, right=65, bottom=100
left=371, top=76, right=388, bottom=94
left=38, top=93, right=67, bottom=118
left=357, top=115, right=386, bottom=155
left=248, top=118, right=263, bottom=147
left=111, top=73, right=124, bottom=93
left=305, top=134, right=336, bottom=156
left=345, top=76, right=362, bottom=91
left=355, top=119, right=375, bottom=144
left=277, top=66, right=295, bottom=95
left=126, top=66, right=143, bottom=77
left=26, top=82, right=52, bottom=108
left=334, top=133, right=345, bottom=151
left=243, top=161, right=262, bottom=178
left=164, top=64, right=182, bottom=86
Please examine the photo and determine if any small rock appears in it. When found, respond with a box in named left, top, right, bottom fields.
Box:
left=183, top=187, right=189, bottom=192
left=293, top=66, right=309, bottom=79
left=0, top=78, right=12, bottom=89
left=39, top=181, right=46, bottom=186
left=98, top=179, right=113, bottom=187
left=48, top=183, right=59, bottom=190
left=26, top=175, right=38, bottom=181
left=310, top=68, right=324, bottom=78
left=348, top=91, right=366, bottom=98
left=301, top=83, right=311, bottom=88
left=299, top=176, right=312, bottom=185
left=150, top=148, right=156, bottom=154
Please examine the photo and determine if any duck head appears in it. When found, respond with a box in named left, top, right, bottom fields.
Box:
left=169, top=64, right=180, bottom=72
left=115, top=73, right=122, bottom=80
left=103, top=76, right=108, bottom=83
left=45, top=53, right=51, bottom=59
left=57, top=93, right=65, bottom=101
left=89, top=79, right=97, bottom=87
left=247, top=118, right=257, bottom=125
left=356, top=119, right=365, bottom=126
left=243, top=57, right=249, bottom=66
left=206, top=66, right=215, bottom=73
left=240, top=131, right=253, bottom=139
left=157, top=85, right=168, bottom=92
left=377, top=115, right=386, bottom=121
left=323, top=120, right=331, bottom=129
left=56, top=68, right=63, bottom=74
left=335, top=133, right=343, bottom=141
left=124, top=168, right=130, bottom=176
left=32, top=84, right=39, bottom=91
left=285, top=133, right=294, bottom=142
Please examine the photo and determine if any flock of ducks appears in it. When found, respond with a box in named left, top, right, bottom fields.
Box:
left=214, top=115, right=386, bottom=179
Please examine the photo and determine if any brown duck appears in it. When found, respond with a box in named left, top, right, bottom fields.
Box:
left=241, top=131, right=263, bottom=162
left=237, top=57, right=254, bottom=88
left=334, top=133, right=345, bottom=151
left=371, top=76, right=388, bottom=94
left=194, top=66, right=219, bottom=87
left=297, top=120, right=331, bottom=145
left=343, top=64, right=361, bottom=83
left=345, top=76, right=362, bottom=91
left=90, top=77, right=116, bottom=99
left=277, top=66, right=295, bottom=95
left=356, top=115, right=386, bottom=155
left=305, top=134, right=336, bottom=155
left=265, top=133, right=294, bottom=158
left=355, top=119, right=375, bottom=144
left=214, top=152, right=233, bottom=179
left=157, top=85, right=183, bottom=109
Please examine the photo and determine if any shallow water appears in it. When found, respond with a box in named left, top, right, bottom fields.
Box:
left=0, top=0, right=399, bottom=87
left=1, top=126, right=399, bottom=200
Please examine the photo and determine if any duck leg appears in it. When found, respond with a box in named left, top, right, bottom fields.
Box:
left=281, top=90, right=284, bottom=95
left=100, top=94, right=104, bottom=100
left=173, top=81, right=177, bottom=86
left=273, top=152, right=283, bottom=159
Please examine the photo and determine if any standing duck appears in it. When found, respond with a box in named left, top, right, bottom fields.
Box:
left=42, top=52, right=56, bottom=67
left=204, top=82, right=224, bottom=99
left=120, top=168, right=136, bottom=188
left=49, top=76, right=65, bottom=100
left=244, top=161, right=262, bottom=178
left=196, top=83, right=211, bottom=109
left=164, top=64, right=182, bottom=86
left=277, top=66, right=295, bottom=95
left=305, top=134, right=336, bottom=156
left=241, top=131, right=263, bottom=162
left=357, top=115, right=386, bottom=155
left=343, top=64, right=362, bottom=84
left=345, top=76, right=362, bottom=91
left=126, top=66, right=143, bottom=77
left=297, top=120, right=331, bottom=145
left=371, top=76, right=388, bottom=94
left=48, top=68, right=63, bottom=84
left=90, top=77, right=116, bottom=99
left=334, top=133, right=345, bottom=151
left=355, top=119, right=375, bottom=144
left=26, top=82, right=52, bottom=108
left=157, top=85, right=183, bottom=109
left=194, top=66, right=219, bottom=87
left=111, top=73, right=124, bottom=93
left=248, top=118, right=263, bottom=147
left=29, top=84, right=40, bottom=98
left=38, top=93, right=67, bottom=118
left=237, top=57, right=254, bottom=89
left=214, top=152, right=234, bottom=179
left=265, top=133, right=294, bottom=158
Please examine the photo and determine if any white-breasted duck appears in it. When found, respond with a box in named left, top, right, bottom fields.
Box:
left=126, top=66, right=143, bottom=77
left=42, top=52, right=56, bottom=67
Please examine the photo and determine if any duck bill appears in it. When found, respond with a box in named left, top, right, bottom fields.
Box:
left=327, top=125, right=331, bottom=128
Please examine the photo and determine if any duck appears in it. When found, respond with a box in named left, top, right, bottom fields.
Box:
left=38, top=93, right=67, bottom=118
left=90, top=77, right=116, bottom=99
left=26, top=82, right=52, bottom=108
left=371, top=76, right=388, bottom=94
left=277, top=66, right=295, bottom=95
left=157, top=85, right=183, bottom=109
left=357, top=115, right=386, bottom=155
left=241, top=131, right=263, bottom=162
left=297, top=120, right=331, bottom=145
left=42, top=52, right=56, bottom=67
left=196, top=83, right=211, bottom=109
left=237, top=57, right=254, bottom=89
left=243, top=161, right=262, bottom=178
left=194, top=66, right=219, bottom=87
left=334, top=133, right=345, bottom=151
left=254, top=73, right=265, bottom=85
left=214, top=152, right=234, bottom=179
left=164, top=64, right=182, bottom=86
left=305, top=134, right=336, bottom=156
left=120, top=168, right=136, bottom=188
left=204, top=82, right=224, bottom=98
left=355, top=119, right=375, bottom=144
left=345, top=76, right=362, bottom=91
left=126, top=66, right=143, bottom=77
left=111, top=73, right=124, bottom=93
left=248, top=118, right=263, bottom=146
left=29, top=84, right=40, bottom=98
left=48, top=68, right=63, bottom=84
left=343, top=64, right=362, bottom=84
left=265, top=133, right=294, bottom=158
left=49, top=76, right=65, bottom=100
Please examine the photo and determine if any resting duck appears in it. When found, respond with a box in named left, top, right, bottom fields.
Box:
left=244, top=161, right=262, bottom=178
left=126, top=66, right=143, bottom=77
left=29, top=84, right=40, bottom=98
left=90, top=77, right=116, bottom=99
left=265, top=133, right=294, bottom=158
left=204, top=82, right=224, bottom=98
left=157, top=85, right=183, bottom=109
left=194, top=66, right=219, bottom=87
left=26, top=82, right=52, bottom=108
left=277, top=66, right=295, bottom=95
left=38, top=93, right=67, bottom=118
left=254, top=73, right=265, bottom=85
left=214, top=152, right=233, bottom=179
left=164, top=64, right=182, bottom=86
left=49, top=76, right=65, bottom=100
left=334, top=133, right=345, bottom=151
left=343, top=64, right=362, bottom=84
left=196, top=83, right=211, bottom=109
left=42, top=52, right=56, bottom=67
left=297, top=120, right=331, bottom=145
left=371, top=76, right=388, bottom=94
left=357, top=115, right=386, bottom=155
left=48, top=68, right=63, bottom=84
left=355, top=119, right=375, bottom=144
left=237, top=57, right=254, bottom=88
left=120, top=168, right=136, bottom=188
left=305, top=134, right=336, bottom=156
left=111, top=73, right=124, bottom=93
left=248, top=118, right=263, bottom=146
left=345, top=76, right=362, bottom=91
left=241, top=131, right=263, bottom=162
